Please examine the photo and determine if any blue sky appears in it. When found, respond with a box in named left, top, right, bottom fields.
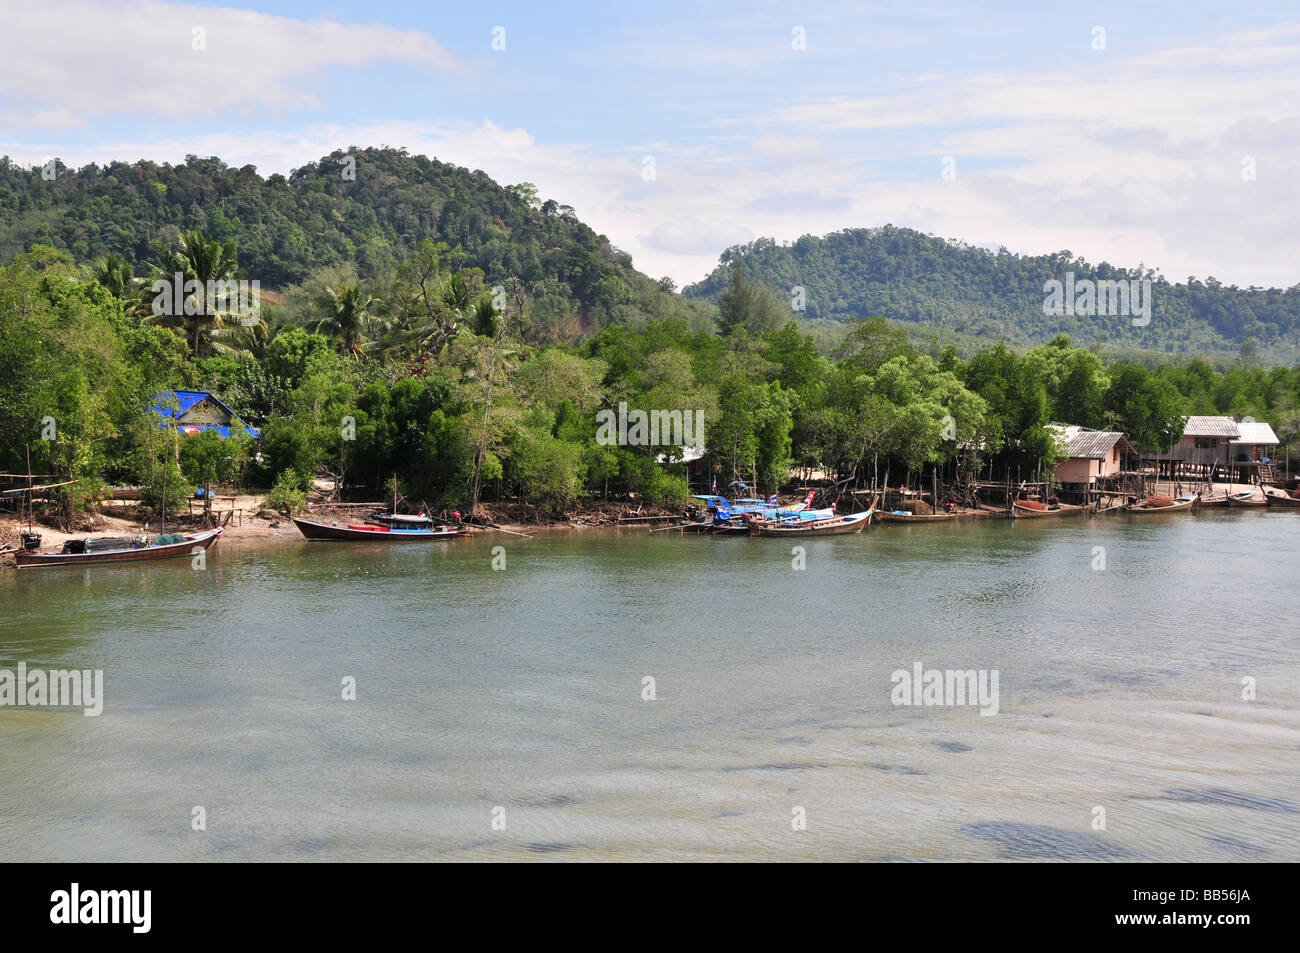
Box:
left=3, top=1, right=1299, bottom=288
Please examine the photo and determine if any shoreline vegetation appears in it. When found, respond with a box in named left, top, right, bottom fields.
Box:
left=0, top=475, right=1275, bottom=565
left=3, top=152, right=1300, bottom=556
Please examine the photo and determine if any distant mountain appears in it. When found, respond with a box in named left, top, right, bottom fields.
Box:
left=684, top=227, right=1300, bottom=361
left=0, top=148, right=697, bottom=332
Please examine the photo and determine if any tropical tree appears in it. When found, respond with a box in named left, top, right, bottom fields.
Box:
left=141, top=229, right=258, bottom=359
left=717, top=259, right=788, bottom=335
left=387, top=240, right=462, bottom=357
left=90, top=253, right=134, bottom=299
left=311, top=285, right=379, bottom=359
left=1103, top=363, right=1187, bottom=452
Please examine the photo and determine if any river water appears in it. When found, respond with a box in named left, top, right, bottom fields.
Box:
left=2, top=510, right=1298, bottom=862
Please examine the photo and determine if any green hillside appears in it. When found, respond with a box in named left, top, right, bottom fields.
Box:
left=0, top=148, right=703, bottom=336
left=684, top=227, right=1300, bottom=363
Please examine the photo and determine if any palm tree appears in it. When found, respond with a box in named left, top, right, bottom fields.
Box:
left=310, top=285, right=379, bottom=359
left=388, top=240, right=462, bottom=357
left=141, top=229, right=257, bottom=359
left=90, top=254, right=134, bottom=299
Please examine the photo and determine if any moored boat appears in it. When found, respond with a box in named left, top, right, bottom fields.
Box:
left=1226, top=489, right=1267, bottom=507
left=692, top=492, right=829, bottom=526
left=1011, top=499, right=1085, bottom=518
left=710, top=520, right=753, bottom=536
left=876, top=509, right=957, bottom=523
left=1127, top=495, right=1194, bottom=514
left=292, top=514, right=467, bottom=540
left=16, top=528, right=221, bottom=567
left=749, top=509, right=873, bottom=537
left=1262, top=486, right=1300, bottom=507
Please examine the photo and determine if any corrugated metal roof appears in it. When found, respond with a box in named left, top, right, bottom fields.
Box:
left=148, top=390, right=210, bottom=418
left=155, top=421, right=259, bottom=439
left=1230, top=421, right=1279, bottom=445
left=1183, top=415, right=1240, bottom=438
left=1051, top=425, right=1135, bottom=459
left=148, top=391, right=258, bottom=438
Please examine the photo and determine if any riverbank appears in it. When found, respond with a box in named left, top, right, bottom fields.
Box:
left=0, top=477, right=1277, bottom=566
left=0, top=496, right=689, bottom=564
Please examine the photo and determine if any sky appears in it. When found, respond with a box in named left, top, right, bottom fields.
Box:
left=2, top=0, right=1299, bottom=289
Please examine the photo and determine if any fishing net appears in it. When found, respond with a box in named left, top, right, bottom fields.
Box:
left=79, top=537, right=136, bottom=553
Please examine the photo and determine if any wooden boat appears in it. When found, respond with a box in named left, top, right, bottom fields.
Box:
left=1263, top=486, right=1300, bottom=507
left=749, top=509, right=873, bottom=537
left=1126, top=497, right=1194, bottom=514
left=649, top=520, right=714, bottom=535
left=292, top=515, right=467, bottom=541
left=1193, top=493, right=1228, bottom=508
left=1226, top=489, right=1267, bottom=507
left=710, top=520, right=752, bottom=536
left=1011, top=500, right=1085, bottom=519
left=876, top=509, right=957, bottom=523
left=16, top=528, right=221, bottom=567
left=1091, top=502, right=1128, bottom=516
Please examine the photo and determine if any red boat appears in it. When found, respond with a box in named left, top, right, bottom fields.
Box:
left=292, top=513, right=467, bottom=541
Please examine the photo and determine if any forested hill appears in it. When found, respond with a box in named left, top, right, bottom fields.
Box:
left=0, top=148, right=693, bottom=332
left=684, top=227, right=1300, bottom=361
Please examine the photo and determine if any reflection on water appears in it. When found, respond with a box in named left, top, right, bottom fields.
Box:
left=2, top=511, right=1298, bottom=861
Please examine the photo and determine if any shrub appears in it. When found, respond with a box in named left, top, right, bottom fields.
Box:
left=266, top=468, right=307, bottom=514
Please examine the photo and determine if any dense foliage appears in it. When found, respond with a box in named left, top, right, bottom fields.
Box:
left=685, top=227, right=1300, bottom=362
left=3, top=157, right=1299, bottom=520
left=0, top=149, right=709, bottom=339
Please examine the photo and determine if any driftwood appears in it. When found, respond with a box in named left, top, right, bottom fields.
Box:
left=306, top=501, right=389, bottom=509
left=561, top=502, right=682, bottom=527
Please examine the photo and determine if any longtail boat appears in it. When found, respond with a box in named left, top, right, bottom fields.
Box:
left=1226, top=489, right=1267, bottom=507
left=749, top=509, right=873, bottom=537
left=692, top=492, right=827, bottom=525
left=710, top=520, right=753, bottom=536
left=1011, top=500, right=1086, bottom=519
left=16, top=528, right=221, bottom=568
left=292, top=513, right=467, bottom=541
left=1263, top=486, right=1300, bottom=507
left=1127, top=496, right=1194, bottom=514
left=876, top=509, right=957, bottom=523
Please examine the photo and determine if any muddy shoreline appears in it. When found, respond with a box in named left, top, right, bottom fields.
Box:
left=0, top=497, right=688, bottom=564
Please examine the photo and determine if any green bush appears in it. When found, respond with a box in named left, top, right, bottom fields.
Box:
left=256, top=416, right=315, bottom=490
left=266, top=468, right=307, bottom=514
left=140, top=458, right=191, bottom=514
left=180, top=430, right=251, bottom=488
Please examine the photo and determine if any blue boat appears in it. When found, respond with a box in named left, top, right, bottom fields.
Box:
left=692, top=493, right=831, bottom=525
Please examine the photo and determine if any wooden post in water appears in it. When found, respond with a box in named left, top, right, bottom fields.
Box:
left=25, top=444, right=33, bottom=533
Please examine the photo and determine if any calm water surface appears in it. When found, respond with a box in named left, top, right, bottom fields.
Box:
left=2, top=510, right=1298, bottom=861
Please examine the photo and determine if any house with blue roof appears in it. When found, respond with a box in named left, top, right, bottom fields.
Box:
left=149, top=391, right=259, bottom=438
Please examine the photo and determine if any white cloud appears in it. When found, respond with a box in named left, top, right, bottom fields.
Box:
left=0, top=0, right=463, bottom=129
left=751, top=134, right=822, bottom=159
left=2, top=13, right=1299, bottom=291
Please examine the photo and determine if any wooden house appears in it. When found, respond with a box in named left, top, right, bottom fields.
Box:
left=149, top=391, right=258, bottom=438
left=1050, top=425, right=1138, bottom=486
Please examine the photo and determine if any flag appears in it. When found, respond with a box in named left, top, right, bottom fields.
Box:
left=711, top=476, right=717, bottom=494
left=766, top=494, right=777, bottom=504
